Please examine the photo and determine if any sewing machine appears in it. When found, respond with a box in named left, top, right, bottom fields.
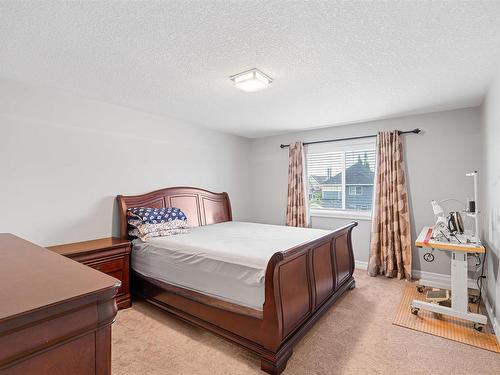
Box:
left=410, top=172, right=487, bottom=330
left=411, top=227, right=487, bottom=330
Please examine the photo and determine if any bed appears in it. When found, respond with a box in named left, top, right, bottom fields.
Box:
left=117, top=187, right=357, bottom=374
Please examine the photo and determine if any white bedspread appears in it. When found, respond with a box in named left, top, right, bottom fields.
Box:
left=132, top=221, right=332, bottom=310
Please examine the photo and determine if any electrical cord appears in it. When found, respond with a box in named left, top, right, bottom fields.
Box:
left=475, top=252, right=486, bottom=314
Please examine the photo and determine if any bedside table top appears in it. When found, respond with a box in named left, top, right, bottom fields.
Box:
left=48, top=237, right=130, bottom=257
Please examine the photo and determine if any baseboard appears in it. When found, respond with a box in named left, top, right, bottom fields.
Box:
left=484, top=296, right=500, bottom=343
left=355, top=260, right=368, bottom=270
left=412, top=269, right=478, bottom=290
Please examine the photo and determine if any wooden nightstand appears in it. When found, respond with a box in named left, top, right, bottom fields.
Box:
left=48, top=237, right=131, bottom=309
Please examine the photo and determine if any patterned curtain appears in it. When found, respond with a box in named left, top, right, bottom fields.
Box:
left=286, top=142, right=308, bottom=227
left=368, top=131, right=412, bottom=280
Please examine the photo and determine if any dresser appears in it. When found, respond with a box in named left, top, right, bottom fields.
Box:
left=48, top=237, right=131, bottom=310
left=0, top=234, right=120, bottom=375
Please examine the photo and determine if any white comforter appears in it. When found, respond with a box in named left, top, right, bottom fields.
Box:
left=132, top=221, right=332, bottom=310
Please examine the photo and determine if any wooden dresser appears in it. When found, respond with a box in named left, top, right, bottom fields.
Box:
left=0, top=234, right=120, bottom=375
left=48, top=237, right=131, bottom=310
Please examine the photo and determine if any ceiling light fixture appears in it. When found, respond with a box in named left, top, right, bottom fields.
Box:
left=229, top=68, right=272, bottom=92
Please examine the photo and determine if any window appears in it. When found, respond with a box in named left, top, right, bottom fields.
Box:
left=307, top=140, right=376, bottom=216
left=348, top=186, right=363, bottom=195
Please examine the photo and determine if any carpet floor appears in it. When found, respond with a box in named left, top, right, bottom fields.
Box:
left=112, top=270, right=500, bottom=374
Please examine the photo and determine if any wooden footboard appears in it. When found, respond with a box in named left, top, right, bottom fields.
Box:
left=129, top=222, right=357, bottom=375
left=260, top=222, right=357, bottom=373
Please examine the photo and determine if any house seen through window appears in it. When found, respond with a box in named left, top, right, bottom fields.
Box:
left=307, top=140, right=376, bottom=214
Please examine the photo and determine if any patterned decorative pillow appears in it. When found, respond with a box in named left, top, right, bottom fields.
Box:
left=134, top=220, right=188, bottom=241
left=127, top=207, right=188, bottom=239
left=127, top=207, right=187, bottom=225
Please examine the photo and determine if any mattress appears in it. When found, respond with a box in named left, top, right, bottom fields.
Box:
left=132, top=221, right=333, bottom=310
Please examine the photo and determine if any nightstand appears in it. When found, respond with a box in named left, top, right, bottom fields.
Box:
left=48, top=237, right=131, bottom=309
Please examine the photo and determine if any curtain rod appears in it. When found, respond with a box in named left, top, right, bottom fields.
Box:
left=279, top=128, right=421, bottom=149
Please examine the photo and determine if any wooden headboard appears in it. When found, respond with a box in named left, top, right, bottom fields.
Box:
left=117, top=187, right=232, bottom=239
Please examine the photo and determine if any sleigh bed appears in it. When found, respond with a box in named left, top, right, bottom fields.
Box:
left=117, top=187, right=357, bottom=374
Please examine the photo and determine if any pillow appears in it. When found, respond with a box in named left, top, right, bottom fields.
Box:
left=134, top=220, right=188, bottom=241
left=127, top=207, right=187, bottom=225
left=127, top=207, right=188, bottom=240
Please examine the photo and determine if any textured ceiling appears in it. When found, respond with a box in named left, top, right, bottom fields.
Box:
left=2, top=1, right=500, bottom=138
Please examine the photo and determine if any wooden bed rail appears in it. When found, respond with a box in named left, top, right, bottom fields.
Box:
left=261, top=222, right=358, bottom=373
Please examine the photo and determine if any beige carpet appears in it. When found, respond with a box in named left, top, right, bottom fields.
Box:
left=394, top=284, right=500, bottom=353
left=112, top=270, right=500, bottom=374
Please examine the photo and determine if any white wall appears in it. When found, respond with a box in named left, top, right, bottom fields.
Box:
left=481, top=65, right=500, bottom=334
left=249, top=108, right=482, bottom=274
left=0, top=77, right=486, bottom=278
left=0, top=78, right=251, bottom=246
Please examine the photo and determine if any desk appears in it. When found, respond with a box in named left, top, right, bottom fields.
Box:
left=411, top=227, right=487, bottom=328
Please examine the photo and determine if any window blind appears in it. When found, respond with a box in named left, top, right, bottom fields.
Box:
left=307, top=143, right=376, bottom=212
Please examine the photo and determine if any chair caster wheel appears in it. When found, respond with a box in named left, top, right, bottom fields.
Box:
left=411, top=307, right=419, bottom=315
left=416, top=286, right=425, bottom=293
left=474, top=323, right=484, bottom=332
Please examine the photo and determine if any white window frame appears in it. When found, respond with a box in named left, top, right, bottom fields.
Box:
left=348, top=186, right=363, bottom=195
left=306, top=138, right=376, bottom=221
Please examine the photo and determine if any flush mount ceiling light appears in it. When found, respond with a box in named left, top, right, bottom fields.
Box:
left=229, top=68, right=273, bottom=92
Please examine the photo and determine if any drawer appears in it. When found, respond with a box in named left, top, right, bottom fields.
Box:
left=88, top=259, right=127, bottom=297
left=89, top=258, right=124, bottom=274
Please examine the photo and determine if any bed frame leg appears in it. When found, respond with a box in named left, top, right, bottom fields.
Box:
left=260, top=350, right=293, bottom=375
left=349, top=278, right=356, bottom=290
